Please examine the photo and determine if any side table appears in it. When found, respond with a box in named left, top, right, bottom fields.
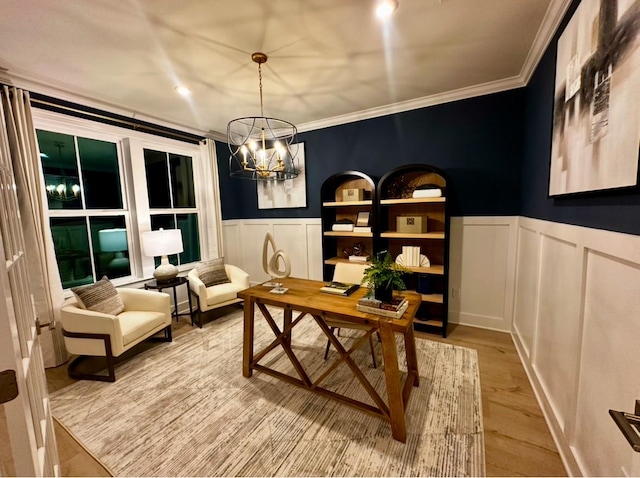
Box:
left=144, top=276, right=194, bottom=326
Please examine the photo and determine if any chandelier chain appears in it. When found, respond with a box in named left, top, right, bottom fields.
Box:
left=258, top=62, right=264, bottom=118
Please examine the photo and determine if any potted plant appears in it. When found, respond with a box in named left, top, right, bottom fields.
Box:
left=362, top=252, right=409, bottom=303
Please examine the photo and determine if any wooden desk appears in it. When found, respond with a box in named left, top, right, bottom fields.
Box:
left=238, top=277, right=421, bottom=442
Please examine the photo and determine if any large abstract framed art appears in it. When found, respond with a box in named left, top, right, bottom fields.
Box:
left=549, top=0, right=640, bottom=196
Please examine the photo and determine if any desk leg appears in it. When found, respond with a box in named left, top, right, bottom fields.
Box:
left=379, top=319, right=407, bottom=443
left=283, top=307, right=292, bottom=343
left=404, top=323, right=420, bottom=387
left=242, top=299, right=255, bottom=378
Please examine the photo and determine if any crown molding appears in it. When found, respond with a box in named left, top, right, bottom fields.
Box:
left=3, top=70, right=208, bottom=138
left=520, top=0, right=573, bottom=84
left=297, top=76, right=525, bottom=133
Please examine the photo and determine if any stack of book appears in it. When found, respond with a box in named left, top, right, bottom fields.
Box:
left=356, top=294, right=409, bottom=319
left=320, top=281, right=360, bottom=296
left=332, top=219, right=354, bottom=232
left=412, top=184, right=442, bottom=198
left=404, top=246, right=421, bottom=266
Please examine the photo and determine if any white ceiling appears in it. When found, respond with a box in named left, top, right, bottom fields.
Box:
left=0, top=0, right=570, bottom=138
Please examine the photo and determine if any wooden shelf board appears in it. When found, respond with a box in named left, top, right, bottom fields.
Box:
left=414, top=318, right=444, bottom=328
left=404, top=264, right=444, bottom=275
left=420, top=293, right=443, bottom=304
left=324, top=231, right=373, bottom=238
left=381, top=231, right=445, bottom=239
left=324, top=257, right=371, bottom=266
left=323, top=200, right=373, bottom=207
left=380, top=197, right=446, bottom=205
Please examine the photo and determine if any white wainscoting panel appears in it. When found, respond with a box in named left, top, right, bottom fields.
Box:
left=222, top=219, right=323, bottom=284
left=574, top=250, right=640, bottom=477
left=512, top=225, right=540, bottom=360
left=512, top=217, right=640, bottom=477
left=534, top=234, right=581, bottom=434
left=448, top=216, right=518, bottom=331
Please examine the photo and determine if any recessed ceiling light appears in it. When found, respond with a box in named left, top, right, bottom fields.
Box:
left=376, top=0, right=398, bottom=20
left=174, top=85, right=191, bottom=96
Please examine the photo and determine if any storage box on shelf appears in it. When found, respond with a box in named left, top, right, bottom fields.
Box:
left=377, top=164, right=449, bottom=337
left=321, top=171, right=376, bottom=279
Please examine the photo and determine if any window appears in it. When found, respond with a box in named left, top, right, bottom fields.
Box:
left=144, top=148, right=201, bottom=268
left=38, top=130, right=130, bottom=288
left=34, top=111, right=213, bottom=290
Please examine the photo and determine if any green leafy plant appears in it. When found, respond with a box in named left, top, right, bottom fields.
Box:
left=361, top=252, right=409, bottom=291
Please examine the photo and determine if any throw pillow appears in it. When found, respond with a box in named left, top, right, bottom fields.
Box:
left=196, top=258, right=230, bottom=287
left=71, top=276, right=125, bottom=315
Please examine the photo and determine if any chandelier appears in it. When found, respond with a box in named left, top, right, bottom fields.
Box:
left=227, top=52, right=298, bottom=180
left=45, top=175, right=80, bottom=202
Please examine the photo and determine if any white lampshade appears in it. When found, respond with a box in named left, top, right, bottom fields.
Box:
left=141, top=228, right=183, bottom=282
left=99, top=228, right=128, bottom=252
left=142, top=229, right=183, bottom=257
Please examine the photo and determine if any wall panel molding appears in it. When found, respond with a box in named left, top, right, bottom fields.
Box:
left=512, top=217, right=640, bottom=476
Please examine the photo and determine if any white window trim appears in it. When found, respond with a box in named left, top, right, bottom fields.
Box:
left=32, top=108, right=220, bottom=291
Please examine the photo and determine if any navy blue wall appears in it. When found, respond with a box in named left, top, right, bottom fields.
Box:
left=218, top=89, right=526, bottom=219
left=521, top=0, right=640, bottom=235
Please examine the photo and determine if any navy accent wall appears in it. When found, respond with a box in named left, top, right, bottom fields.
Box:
left=219, top=89, right=526, bottom=219
left=521, top=0, right=640, bottom=236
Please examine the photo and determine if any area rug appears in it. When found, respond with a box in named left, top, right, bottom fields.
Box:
left=51, top=307, right=485, bottom=477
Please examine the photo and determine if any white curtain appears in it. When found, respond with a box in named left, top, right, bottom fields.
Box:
left=1, top=86, right=67, bottom=367
left=200, top=139, right=224, bottom=258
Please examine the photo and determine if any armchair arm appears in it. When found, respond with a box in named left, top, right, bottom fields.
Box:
left=225, top=264, right=250, bottom=289
left=188, top=268, right=207, bottom=298
left=59, top=303, right=120, bottom=337
left=118, top=288, right=170, bottom=315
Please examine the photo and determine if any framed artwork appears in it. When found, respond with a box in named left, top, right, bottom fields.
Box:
left=257, top=142, right=307, bottom=209
left=549, top=0, right=640, bottom=196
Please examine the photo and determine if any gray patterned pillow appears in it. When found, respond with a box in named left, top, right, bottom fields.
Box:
left=71, top=276, right=125, bottom=315
left=196, top=258, right=230, bottom=287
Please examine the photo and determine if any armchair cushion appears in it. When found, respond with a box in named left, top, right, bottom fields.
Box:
left=195, top=258, right=230, bottom=287
left=71, top=276, right=125, bottom=315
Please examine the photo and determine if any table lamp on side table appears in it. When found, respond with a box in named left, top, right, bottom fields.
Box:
left=142, top=228, right=183, bottom=283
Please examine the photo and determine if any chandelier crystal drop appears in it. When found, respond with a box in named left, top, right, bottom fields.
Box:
left=227, top=52, right=299, bottom=180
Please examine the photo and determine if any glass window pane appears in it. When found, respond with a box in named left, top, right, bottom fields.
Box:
left=90, top=216, right=130, bottom=280
left=144, top=149, right=171, bottom=208
left=37, top=130, right=82, bottom=210
left=170, top=154, right=195, bottom=208
left=177, top=213, right=200, bottom=264
left=150, top=214, right=177, bottom=266
left=78, top=138, right=122, bottom=209
left=50, top=217, right=93, bottom=288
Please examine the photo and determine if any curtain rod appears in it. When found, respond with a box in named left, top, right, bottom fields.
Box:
left=28, top=93, right=204, bottom=145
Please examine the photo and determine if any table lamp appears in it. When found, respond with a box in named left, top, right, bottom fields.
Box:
left=141, top=228, right=183, bottom=283
left=98, top=228, right=129, bottom=269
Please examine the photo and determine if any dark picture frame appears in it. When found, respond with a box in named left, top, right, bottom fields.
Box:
left=548, top=0, right=640, bottom=196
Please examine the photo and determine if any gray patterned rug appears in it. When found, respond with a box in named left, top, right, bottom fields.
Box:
left=51, top=307, right=484, bottom=476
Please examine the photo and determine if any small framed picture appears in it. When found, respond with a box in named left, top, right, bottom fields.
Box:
left=356, top=211, right=370, bottom=227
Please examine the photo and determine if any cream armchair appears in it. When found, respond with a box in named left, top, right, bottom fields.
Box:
left=60, top=288, right=172, bottom=382
left=188, top=264, right=250, bottom=327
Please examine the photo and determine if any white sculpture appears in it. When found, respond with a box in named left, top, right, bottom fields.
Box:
left=262, top=232, right=291, bottom=293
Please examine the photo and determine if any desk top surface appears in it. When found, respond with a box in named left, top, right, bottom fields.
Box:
left=238, top=277, right=421, bottom=331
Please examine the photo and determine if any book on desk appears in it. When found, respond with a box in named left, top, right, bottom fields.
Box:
left=356, top=294, right=408, bottom=318
left=319, top=281, right=360, bottom=296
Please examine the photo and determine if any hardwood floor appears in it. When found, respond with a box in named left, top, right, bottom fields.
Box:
left=47, top=316, right=567, bottom=477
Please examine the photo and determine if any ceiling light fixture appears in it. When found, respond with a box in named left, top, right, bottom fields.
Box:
left=375, top=0, right=398, bottom=19
left=174, top=85, right=191, bottom=96
left=227, top=52, right=298, bottom=180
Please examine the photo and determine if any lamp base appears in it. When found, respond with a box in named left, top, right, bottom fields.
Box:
left=153, top=257, right=178, bottom=283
